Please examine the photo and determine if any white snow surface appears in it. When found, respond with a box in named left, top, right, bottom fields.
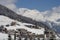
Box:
left=5, top=25, right=45, bottom=35
left=0, top=15, right=14, bottom=25
left=0, top=33, right=14, bottom=40
left=0, top=33, right=8, bottom=40
left=0, top=15, right=45, bottom=35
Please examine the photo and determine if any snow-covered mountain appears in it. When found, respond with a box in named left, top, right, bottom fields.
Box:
left=0, top=4, right=60, bottom=39
left=0, top=4, right=47, bottom=28
left=0, top=15, right=45, bottom=34
left=0, top=15, right=45, bottom=40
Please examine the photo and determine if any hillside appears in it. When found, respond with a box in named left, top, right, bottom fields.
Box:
left=0, top=4, right=60, bottom=40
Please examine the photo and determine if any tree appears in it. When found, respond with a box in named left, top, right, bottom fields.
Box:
left=0, top=25, right=4, bottom=32
left=14, top=31, right=16, bottom=40
left=8, top=34, right=12, bottom=40
left=4, top=28, right=8, bottom=33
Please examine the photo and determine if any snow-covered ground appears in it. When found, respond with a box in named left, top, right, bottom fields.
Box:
left=0, top=15, right=14, bottom=25
left=5, top=25, right=44, bottom=34
left=0, top=15, right=60, bottom=40
left=0, top=15, right=45, bottom=35
left=0, top=33, right=8, bottom=40
left=0, top=33, right=14, bottom=40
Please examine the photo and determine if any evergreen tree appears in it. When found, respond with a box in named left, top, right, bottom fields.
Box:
left=8, top=34, right=12, bottom=40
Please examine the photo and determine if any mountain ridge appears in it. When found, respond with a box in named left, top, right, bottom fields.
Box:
left=1, top=4, right=60, bottom=37
left=0, top=4, right=49, bottom=28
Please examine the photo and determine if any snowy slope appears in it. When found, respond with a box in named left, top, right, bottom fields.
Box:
left=0, top=15, right=45, bottom=35
left=0, top=33, right=8, bottom=40
left=0, top=15, right=14, bottom=25
left=0, top=33, right=14, bottom=40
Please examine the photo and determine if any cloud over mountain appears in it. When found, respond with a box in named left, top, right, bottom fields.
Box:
left=44, top=6, right=60, bottom=22
left=0, top=0, right=17, bottom=11
left=17, top=6, right=60, bottom=22
left=0, top=0, right=60, bottom=22
left=17, top=8, right=45, bottom=21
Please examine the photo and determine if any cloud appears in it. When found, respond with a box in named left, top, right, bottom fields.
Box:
left=5, top=4, right=17, bottom=11
left=17, top=6, right=60, bottom=22
left=17, top=8, right=45, bottom=21
left=0, top=0, right=60, bottom=22
left=0, top=0, right=16, bottom=4
left=45, top=6, right=60, bottom=22
left=0, top=0, right=17, bottom=11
